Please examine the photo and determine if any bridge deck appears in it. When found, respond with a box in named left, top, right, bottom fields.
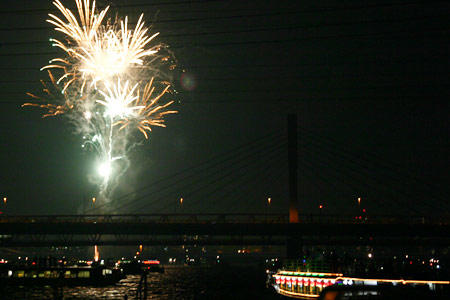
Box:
left=0, top=214, right=448, bottom=247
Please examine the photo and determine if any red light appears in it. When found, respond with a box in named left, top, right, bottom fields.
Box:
left=410, top=261, right=413, bottom=265
left=362, top=209, right=366, bottom=213
left=143, top=260, right=160, bottom=265
left=319, top=205, right=323, bottom=209
left=32, top=262, right=36, bottom=265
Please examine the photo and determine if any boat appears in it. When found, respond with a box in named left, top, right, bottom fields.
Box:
left=272, top=270, right=341, bottom=298
left=271, top=269, right=450, bottom=299
left=118, top=259, right=164, bottom=275
left=269, top=259, right=450, bottom=299
left=0, top=264, right=124, bottom=286
left=142, top=260, right=164, bottom=273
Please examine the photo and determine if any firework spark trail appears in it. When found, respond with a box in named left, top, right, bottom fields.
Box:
left=23, top=0, right=178, bottom=204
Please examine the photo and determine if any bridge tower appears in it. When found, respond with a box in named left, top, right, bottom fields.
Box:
left=288, top=114, right=299, bottom=223
left=287, top=114, right=300, bottom=258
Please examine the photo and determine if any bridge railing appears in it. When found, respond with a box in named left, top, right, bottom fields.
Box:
left=0, top=213, right=288, bottom=224
left=0, top=213, right=448, bottom=225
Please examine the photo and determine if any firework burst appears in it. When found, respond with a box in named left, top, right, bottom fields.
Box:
left=24, top=0, right=177, bottom=202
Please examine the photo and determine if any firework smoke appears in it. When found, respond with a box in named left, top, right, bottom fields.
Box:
left=24, top=0, right=177, bottom=203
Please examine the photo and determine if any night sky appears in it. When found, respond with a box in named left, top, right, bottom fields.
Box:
left=0, top=0, right=448, bottom=216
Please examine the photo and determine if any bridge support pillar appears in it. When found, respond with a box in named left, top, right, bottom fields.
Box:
left=287, top=114, right=300, bottom=258
left=288, top=114, right=298, bottom=223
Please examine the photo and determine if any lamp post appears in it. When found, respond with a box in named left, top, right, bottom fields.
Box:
left=179, top=197, right=183, bottom=220
left=266, top=197, right=272, bottom=222
left=2, top=197, right=6, bottom=215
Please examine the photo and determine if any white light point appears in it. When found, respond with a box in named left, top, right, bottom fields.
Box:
left=98, top=161, right=112, bottom=178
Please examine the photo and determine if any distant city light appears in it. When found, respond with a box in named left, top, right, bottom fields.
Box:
left=368, top=253, right=373, bottom=258
left=268, top=197, right=272, bottom=205
left=3, top=197, right=6, bottom=204
left=180, top=197, right=183, bottom=205
left=94, top=245, right=99, bottom=262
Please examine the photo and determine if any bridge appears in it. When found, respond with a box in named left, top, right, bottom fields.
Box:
left=0, top=213, right=449, bottom=247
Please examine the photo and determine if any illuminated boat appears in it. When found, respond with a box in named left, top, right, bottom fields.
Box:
left=273, top=271, right=342, bottom=299
left=119, top=259, right=164, bottom=275
left=272, top=270, right=450, bottom=299
left=0, top=265, right=124, bottom=286
left=142, top=259, right=164, bottom=273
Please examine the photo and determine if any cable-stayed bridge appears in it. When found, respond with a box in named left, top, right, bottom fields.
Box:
left=1, top=116, right=448, bottom=250
left=0, top=213, right=448, bottom=247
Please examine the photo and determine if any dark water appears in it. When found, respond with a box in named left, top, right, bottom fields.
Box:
left=0, top=265, right=281, bottom=299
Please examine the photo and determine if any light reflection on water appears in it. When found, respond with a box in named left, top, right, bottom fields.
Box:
left=0, top=265, right=279, bottom=299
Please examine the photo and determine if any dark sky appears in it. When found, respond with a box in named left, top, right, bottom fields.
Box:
left=0, top=0, right=448, bottom=216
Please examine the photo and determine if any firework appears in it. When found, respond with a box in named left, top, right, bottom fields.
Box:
left=24, top=0, right=177, bottom=202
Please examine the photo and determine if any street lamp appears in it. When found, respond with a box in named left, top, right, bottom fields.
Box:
left=265, top=197, right=272, bottom=222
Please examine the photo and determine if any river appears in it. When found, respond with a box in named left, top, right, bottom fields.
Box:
left=0, top=265, right=281, bottom=299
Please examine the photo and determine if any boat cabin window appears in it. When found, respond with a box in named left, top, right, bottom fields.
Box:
left=64, top=270, right=76, bottom=278
left=78, top=271, right=90, bottom=278
left=102, top=269, right=112, bottom=275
